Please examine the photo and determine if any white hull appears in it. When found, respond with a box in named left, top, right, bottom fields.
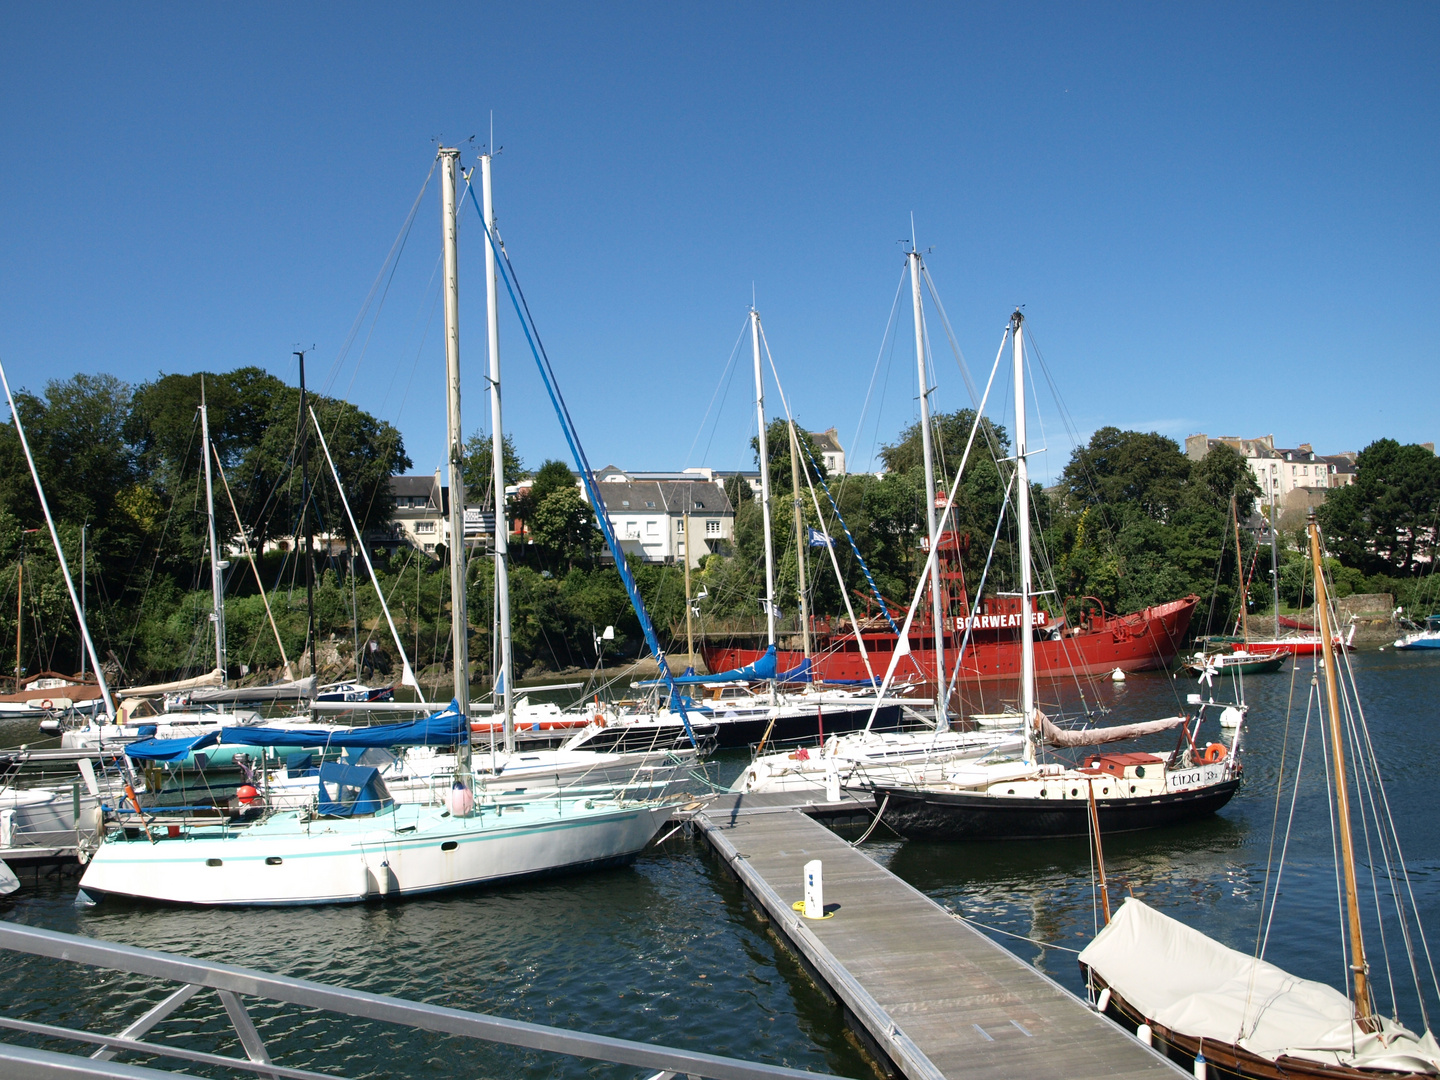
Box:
left=734, top=729, right=1024, bottom=795
left=80, top=798, right=672, bottom=906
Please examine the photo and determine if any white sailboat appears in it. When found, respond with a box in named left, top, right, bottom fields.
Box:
left=736, top=250, right=1035, bottom=796
left=78, top=147, right=673, bottom=906
left=870, top=309, right=1243, bottom=839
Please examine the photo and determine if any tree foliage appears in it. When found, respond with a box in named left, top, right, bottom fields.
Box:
left=1318, top=439, right=1440, bottom=576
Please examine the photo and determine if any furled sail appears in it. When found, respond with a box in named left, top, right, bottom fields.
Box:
left=1039, top=711, right=1186, bottom=747
left=219, top=702, right=466, bottom=749
left=638, top=645, right=778, bottom=686
left=117, top=669, right=224, bottom=699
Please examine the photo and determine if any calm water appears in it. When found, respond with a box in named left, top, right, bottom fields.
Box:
left=1, top=650, right=1437, bottom=1076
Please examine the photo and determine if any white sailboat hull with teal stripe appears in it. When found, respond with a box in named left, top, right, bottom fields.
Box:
left=78, top=798, right=672, bottom=906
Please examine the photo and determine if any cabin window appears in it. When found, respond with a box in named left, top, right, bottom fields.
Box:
left=265, top=857, right=282, bottom=866
left=206, top=859, right=223, bottom=867
left=442, top=841, right=458, bottom=851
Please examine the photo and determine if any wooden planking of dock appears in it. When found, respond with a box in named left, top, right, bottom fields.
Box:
left=693, top=794, right=1183, bottom=1080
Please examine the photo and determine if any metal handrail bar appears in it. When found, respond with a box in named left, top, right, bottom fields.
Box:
left=0, top=922, right=846, bottom=1080
left=0, top=1015, right=328, bottom=1080
left=0, top=1041, right=208, bottom=1080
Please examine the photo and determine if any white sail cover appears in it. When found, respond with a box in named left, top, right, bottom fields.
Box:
left=1038, top=711, right=1186, bottom=747
left=117, top=669, right=224, bottom=699
left=1079, top=898, right=1440, bottom=1074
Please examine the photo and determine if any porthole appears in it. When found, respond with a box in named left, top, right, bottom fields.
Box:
left=1135, top=765, right=1146, bottom=778
left=1130, top=785, right=1136, bottom=793
left=1007, top=788, right=1015, bottom=795
left=265, top=857, right=282, bottom=866
left=206, top=858, right=223, bottom=867
left=1039, top=789, right=1047, bottom=798
left=441, top=841, right=458, bottom=852
left=1070, top=788, right=1078, bottom=797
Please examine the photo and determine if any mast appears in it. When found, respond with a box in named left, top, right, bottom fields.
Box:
left=751, top=308, right=777, bottom=704
left=440, top=146, right=471, bottom=758
left=295, top=350, right=315, bottom=675
left=1308, top=511, right=1374, bottom=1029
left=79, top=523, right=86, bottom=678
left=1269, top=484, right=1281, bottom=633
left=0, top=359, right=115, bottom=720
left=1231, top=494, right=1249, bottom=643
left=1014, top=311, right=1036, bottom=764
left=683, top=511, right=694, bottom=664
left=14, top=558, right=21, bottom=691
left=200, top=381, right=227, bottom=682
left=789, top=420, right=812, bottom=665
left=480, top=150, right=514, bottom=753
left=910, top=247, right=946, bottom=720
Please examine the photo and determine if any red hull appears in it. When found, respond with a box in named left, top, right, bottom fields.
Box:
left=1241, top=636, right=1348, bottom=657
left=702, top=596, right=1198, bottom=685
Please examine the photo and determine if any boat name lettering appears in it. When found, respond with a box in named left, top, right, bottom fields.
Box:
left=954, top=611, right=1049, bottom=631
left=1165, top=764, right=1226, bottom=791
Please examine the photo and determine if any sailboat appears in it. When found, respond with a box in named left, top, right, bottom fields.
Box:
left=735, top=247, right=1040, bottom=796
left=1079, top=512, right=1440, bottom=1079
left=1183, top=496, right=1289, bottom=677
left=870, top=310, right=1242, bottom=840
left=78, top=147, right=674, bottom=905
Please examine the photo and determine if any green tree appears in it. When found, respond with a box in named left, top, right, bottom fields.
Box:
left=463, top=431, right=524, bottom=502
left=528, top=486, right=601, bottom=571
left=1319, top=440, right=1440, bottom=576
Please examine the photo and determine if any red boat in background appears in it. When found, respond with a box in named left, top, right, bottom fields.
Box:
left=701, top=532, right=1199, bottom=685
left=1277, top=614, right=1317, bottom=631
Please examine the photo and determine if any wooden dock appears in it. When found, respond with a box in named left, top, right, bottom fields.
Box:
left=691, top=793, right=1183, bottom=1080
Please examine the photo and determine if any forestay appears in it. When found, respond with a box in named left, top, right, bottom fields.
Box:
left=1079, top=898, right=1440, bottom=1074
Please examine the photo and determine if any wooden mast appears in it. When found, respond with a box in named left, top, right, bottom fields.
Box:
left=1308, top=511, right=1374, bottom=1030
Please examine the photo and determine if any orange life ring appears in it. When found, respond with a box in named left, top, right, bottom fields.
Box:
left=40, top=698, right=53, bottom=710
left=1201, top=742, right=1227, bottom=764
left=594, top=715, right=606, bottom=727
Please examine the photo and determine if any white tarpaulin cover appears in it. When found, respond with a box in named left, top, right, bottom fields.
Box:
left=1038, top=711, right=1187, bottom=747
left=1079, top=898, right=1440, bottom=1074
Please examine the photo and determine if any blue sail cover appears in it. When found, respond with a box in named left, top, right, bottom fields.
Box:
left=316, top=761, right=392, bottom=817
left=777, top=657, right=811, bottom=683
left=638, top=645, right=777, bottom=687
left=220, top=701, right=467, bottom=749
left=123, top=730, right=221, bottom=762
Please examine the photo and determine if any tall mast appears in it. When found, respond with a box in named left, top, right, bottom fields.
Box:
left=200, top=380, right=227, bottom=682
left=751, top=308, right=777, bottom=704
left=295, top=350, right=315, bottom=675
left=1014, top=311, right=1035, bottom=763
left=440, top=147, right=471, bottom=752
left=1232, top=494, right=1249, bottom=643
left=0, top=359, right=115, bottom=719
left=1308, top=512, right=1374, bottom=1029
left=480, top=151, right=513, bottom=753
left=910, top=247, right=945, bottom=719
left=683, top=511, right=694, bottom=664
left=789, top=420, right=812, bottom=665
left=1269, top=484, right=1281, bottom=633
left=14, top=558, right=21, bottom=691
left=79, top=523, right=86, bottom=678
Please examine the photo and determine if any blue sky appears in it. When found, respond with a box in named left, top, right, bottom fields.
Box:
left=2, top=4, right=1435, bottom=484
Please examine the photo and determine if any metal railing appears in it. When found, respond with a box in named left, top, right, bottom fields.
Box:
left=0, top=922, right=848, bottom=1080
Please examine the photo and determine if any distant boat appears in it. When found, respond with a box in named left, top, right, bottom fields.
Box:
left=1182, top=650, right=1288, bottom=677
left=1277, top=614, right=1316, bottom=631
left=1394, top=614, right=1440, bottom=651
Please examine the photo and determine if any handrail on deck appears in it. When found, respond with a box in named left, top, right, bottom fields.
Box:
left=0, top=921, right=848, bottom=1080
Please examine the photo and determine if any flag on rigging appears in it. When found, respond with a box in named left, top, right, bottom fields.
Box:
left=807, top=527, right=833, bottom=549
